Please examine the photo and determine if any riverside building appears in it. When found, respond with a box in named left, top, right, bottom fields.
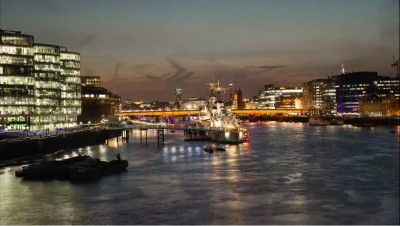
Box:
left=81, top=75, right=100, bottom=86
left=333, top=71, right=398, bottom=116
left=79, top=75, right=121, bottom=124
left=181, top=97, right=207, bottom=110
left=303, top=71, right=399, bottom=116
left=173, top=88, right=182, bottom=109
left=253, top=85, right=303, bottom=110
left=60, top=50, right=81, bottom=126
left=0, top=29, right=81, bottom=131
left=302, top=79, right=336, bottom=116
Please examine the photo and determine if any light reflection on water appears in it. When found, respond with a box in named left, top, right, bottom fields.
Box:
left=0, top=123, right=399, bottom=225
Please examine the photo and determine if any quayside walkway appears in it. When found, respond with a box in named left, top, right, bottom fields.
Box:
left=0, top=126, right=124, bottom=162
left=0, top=120, right=244, bottom=162
left=0, top=121, right=207, bottom=161
left=122, top=122, right=221, bottom=146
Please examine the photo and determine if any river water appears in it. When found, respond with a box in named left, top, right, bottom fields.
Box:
left=0, top=122, right=399, bottom=225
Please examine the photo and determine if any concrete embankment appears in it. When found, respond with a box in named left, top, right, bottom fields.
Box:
left=0, top=129, right=122, bottom=162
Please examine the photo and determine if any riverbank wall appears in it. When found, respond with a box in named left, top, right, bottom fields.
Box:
left=0, top=129, right=122, bottom=161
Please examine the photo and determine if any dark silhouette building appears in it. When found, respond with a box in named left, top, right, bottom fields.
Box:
left=79, top=85, right=121, bottom=124
left=333, top=71, right=399, bottom=115
left=237, top=88, right=245, bottom=110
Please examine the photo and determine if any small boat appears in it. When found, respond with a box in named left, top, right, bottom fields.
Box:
left=15, top=155, right=128, bottom=181
left=203, top=145, right=214, bottom=153
left=203, top=144, right=226, bottom=153
left=69, top=156, right=128, bottom=180
left=214, top=145, right=226, bottom=152
left=15, top=155, right=91, bottom=180
left=15, top=161, right=61, bottom=180
left=329, top=119, right=344, bottom=125
left=308, top=117, right=330, bottom=126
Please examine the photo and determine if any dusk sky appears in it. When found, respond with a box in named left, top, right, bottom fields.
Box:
left=1, top=0, right=399, bottom=101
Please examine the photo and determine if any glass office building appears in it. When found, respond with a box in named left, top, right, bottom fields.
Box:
left=0, top=30, right=81, bottom=131
left=254, top=85, right=303, bottom=109
left=0, top=30, right=35, bottom=130
left=61, top=51, right=81, bottom=127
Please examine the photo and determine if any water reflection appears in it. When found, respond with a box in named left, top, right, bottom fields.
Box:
left=0, top=123, right=398, bottom=225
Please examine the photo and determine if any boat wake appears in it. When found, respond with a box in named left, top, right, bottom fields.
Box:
left=283, top=172, right=303, bottom=184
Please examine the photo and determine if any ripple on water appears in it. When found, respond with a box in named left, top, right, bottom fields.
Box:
left=0, top=123, right=398, bottom=225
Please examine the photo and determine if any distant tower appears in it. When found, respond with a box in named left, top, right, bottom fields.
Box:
left=229, top=81, right=234, bottom=100
left=237, top=87, right=244, bottom=110
left=341, top=64, right=346, bottom=74
left=233, top=88, right=238, bottom=101
left=174, top=88, right=182, bottom=108
left=174, top=88, right=182, bottom=102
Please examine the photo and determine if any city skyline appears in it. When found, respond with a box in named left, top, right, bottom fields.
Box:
left=1, top=0, right=399, bottom=101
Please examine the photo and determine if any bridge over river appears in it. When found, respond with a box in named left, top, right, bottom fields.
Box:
left=114, top=109, right=303, bottom=117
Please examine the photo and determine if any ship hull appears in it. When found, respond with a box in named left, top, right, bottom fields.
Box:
left=206, top=130, right=244, bottom=143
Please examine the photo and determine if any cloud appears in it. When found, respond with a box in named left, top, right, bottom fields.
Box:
left=378, top=0, right=399, bottom=47
left=134, top=64, right=153, bottom=70
left=35, top=0, right=63, bottom=14
left=142, top=55, right=194, bottom=85
left=107, top=62, right=121, bottom=83
left=169, top=50, right=317, bottom=62
left=244, top=65, right=289, bottom=76
left=246, top=65, right=288, bottom=70
left=145, top=75, right=162, bottom=81
left=179, top=71, right=194, bottom=80
left=80, top=33, right=98, bottom=47
left=165, top=56, right=186, bottom=81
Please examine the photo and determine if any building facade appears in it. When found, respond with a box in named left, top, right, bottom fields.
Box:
left=0, top=30, right=81, bottom=131
left=333, top=72, right=398, bottom=115
left=254, top=85, right=303, bottom=110
left=34, top=43, right=63, bottom=130
left=173, top=88, right=182, bottom=109
left=374, top=77, right=400, bottom=100
left=302, top=79, right=336, bottom=116
left=79, top=86, right=114, bottom=124
left=60, top=50, right=82, bottom=127
left=181, top=97, right=207, bottom=110
left=0, top=30, right=35, bottom=130
left=81, top=76, right=100, bottom=86
left=360, top=95, right=399, bottom=117
left=79, top=85, right=121, bottom=124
